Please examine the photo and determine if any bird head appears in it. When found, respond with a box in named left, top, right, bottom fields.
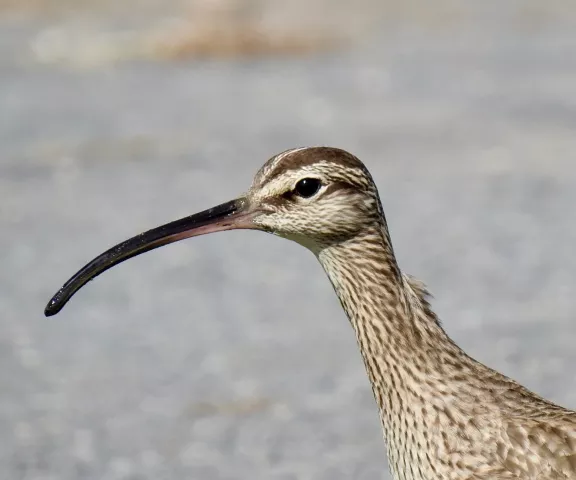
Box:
left=44, top=147, right=384, bottom=316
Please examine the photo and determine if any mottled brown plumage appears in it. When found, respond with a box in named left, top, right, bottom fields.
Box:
left=253, top=147, right=576, bottom=479
left=45, top=146, right=576, bottom=479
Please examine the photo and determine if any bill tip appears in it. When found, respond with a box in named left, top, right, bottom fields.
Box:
left=44, top=298, right=60, bottom=317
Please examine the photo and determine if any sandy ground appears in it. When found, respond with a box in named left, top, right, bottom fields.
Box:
left=2, top=1, right=576, bottom=479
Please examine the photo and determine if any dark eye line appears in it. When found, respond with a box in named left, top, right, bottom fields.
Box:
left=281, top=179, right=317, bottom=200
left=321, top=181, right=350, bottom=197
left=281, top=189, right=296, bottom=200
left=282, top=179, right=358, bottom=202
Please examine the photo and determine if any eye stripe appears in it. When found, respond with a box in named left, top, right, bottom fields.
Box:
left=321, top=181, right=355, bottom=197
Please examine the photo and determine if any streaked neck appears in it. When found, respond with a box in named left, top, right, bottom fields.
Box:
left=314, top=224, right=464, bottom=478
left=316, top=224, right=450, bottom=354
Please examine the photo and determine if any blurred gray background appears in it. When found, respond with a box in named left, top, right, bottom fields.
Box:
left=1, top=1, right=576, bottom=479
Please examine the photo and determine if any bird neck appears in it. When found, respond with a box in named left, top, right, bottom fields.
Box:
left=315, top=223, right=466, bottom=465
left=316, top=223, right=451, bottom=357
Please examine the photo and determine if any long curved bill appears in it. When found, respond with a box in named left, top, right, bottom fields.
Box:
left=44, top=197, right=255, bottom=317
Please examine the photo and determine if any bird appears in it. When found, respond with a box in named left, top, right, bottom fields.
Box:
left=45, top=146, right=576, bottom=479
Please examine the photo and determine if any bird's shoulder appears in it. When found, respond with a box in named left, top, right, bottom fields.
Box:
left=443, top=352, right=576, bottom=479
left=490, top=411, right=576, bottom=479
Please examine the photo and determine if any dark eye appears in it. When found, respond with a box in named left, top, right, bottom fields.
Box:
left=294, top=178, right=321, bottom=198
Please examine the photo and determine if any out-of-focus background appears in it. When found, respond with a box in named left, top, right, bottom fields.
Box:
left=2, top=1, right=576, bottom=478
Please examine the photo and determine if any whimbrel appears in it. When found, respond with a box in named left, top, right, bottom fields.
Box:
left=45, top=147, right=576, bottom=479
